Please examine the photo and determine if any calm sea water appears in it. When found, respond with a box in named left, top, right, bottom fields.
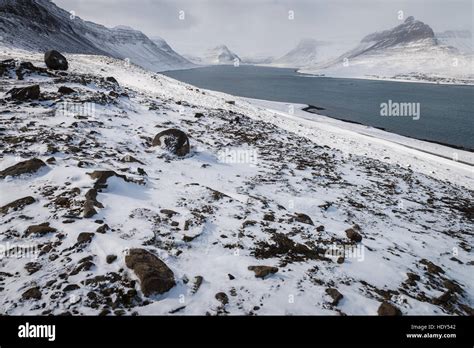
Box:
left=163, top=65, right=474, bottom=150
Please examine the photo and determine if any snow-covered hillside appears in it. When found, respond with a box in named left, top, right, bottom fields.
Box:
left=0, top=47, right=473, bottom=315
left=300, top=17, right=474, bottom=84
left=273, top=39, right=322, bottom=68
left=0, top=0, right=193, bottom=72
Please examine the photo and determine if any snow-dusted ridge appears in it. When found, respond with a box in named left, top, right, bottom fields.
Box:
left=0, top=0, right=194, bottom=72
left=0, top=47, right=473, bottom=315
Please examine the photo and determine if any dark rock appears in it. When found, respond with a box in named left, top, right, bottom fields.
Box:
left=294, top=213, right=314, bottom=225
left=443, top=280, right=462, bottom=293
left=215, top=292, right=229, bottom=305
left=83, top=200, right=97, bottom=218
left=263, top=213, right=275, bottom=222
left=77, top=232, right=94, bottom=244
left=125, top=248, right=175, bottom=296
left=248, top=265, right=278, bottom=278
left=152, top=129, right=190, bottom=157
left=228, top=273, right=235, bottom=280
left=96, top=224, right=109, bottom=234
left=105, top=76, right=118, bottom=84
left=0, top=196, right=35, bottom=215
left=44, top=50, right=68, bottom=70
left=63, top=284, right=80, bottom=292
left=316, top=225, right=325, bottom=232
left=87, top=170, right=128, bottom=187
left=24, top=262, right=42, bottom=275
left=106, top=255, right=117, bottom=264
left=345, top=228, right=362, bottom=243
left=326, top=288, right=343, bottom=306
left=160, top=209, right=179, bottom=217
left=22, top=287, right=42, bottom=300
left=7, top=85, right=40, bottom=101
left=25, top=222, right=57, bottom=237
left=420, top=259, right=444, bottom=274
left=0, top=158, right=46, bottom=179
left=58, top=86, right=76, bottom=94
left=377, top=301, right=402, bottom=316
left=194, top=112, right=204, bottom=118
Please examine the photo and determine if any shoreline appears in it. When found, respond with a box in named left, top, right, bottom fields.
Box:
left=302, top=104, right=474, bottom=153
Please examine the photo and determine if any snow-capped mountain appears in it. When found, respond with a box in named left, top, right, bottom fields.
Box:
left=203, top=45, right=241, bottom=65
left=300, top=17, right=473, bottom=83
left=0, top=0, right=193, bottom=72
left=273, top=39, right=321, bottom=67
left=436, top=30, right=473, bottom=54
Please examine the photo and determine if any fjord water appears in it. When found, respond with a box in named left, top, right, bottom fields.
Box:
left=163, top=65, right=474, bottom=150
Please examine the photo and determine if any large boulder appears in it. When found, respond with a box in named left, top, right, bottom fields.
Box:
left=125, top=248, right=175, bottom=296
left=0, top=158, right=46, bottom=179
left=152, top=129, right=190, bottom=157
left=44, top=50, right=68, bottom=70
left=7, top=85, right=40, bottom=101
left=377, top=301, right=402, bottom=316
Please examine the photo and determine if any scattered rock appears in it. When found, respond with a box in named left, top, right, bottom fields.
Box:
left=125, top=248, right=175, bottom=296
left=420, top=259, right=444, bottom=274
left=0, top=158, right=46, bottom=179
left=25, top=222, right=57, bottom=237
left=106, top=255, right=117, bottom=264
left=316, top=225, right=325, bottom=232
left=96, top=224, right=109, bottom=234
left=160, top=209, right=179, bottom=217
left=0, top=196, right=35, bottom=215
left=87, top=170, right=128, bottom=187
left=24, top=262, right=42, bottom=275
left=22, top=287, right=42, bottom=300
left=294, top=213, right=314, bottom=225
left=105, top=76, right=118, bottom=84
left=77, top=232, right=94, bottom=244
left=377, top=301, right=402, bottom=316
left=7, top=85, right=40, bottom=101
left=44, top=50, right=68, bottom=70
left=83, top=200, right=97, bottom=218
left=63, top=284, right=80, bottom=292
left=345, top=228, right=362, bottom=243
left=152, top=129, right=190, bottom=157
left=248, top=265, right=278, bottom=279
left=215, top=292, right=229, bottom=305
left=194, top=112, right=204, bottom=118
left=58, top=86, right=76, bottom=94
left=326, top=288, right=343, bottom=306
left=228, top=274, right=235, bottom=280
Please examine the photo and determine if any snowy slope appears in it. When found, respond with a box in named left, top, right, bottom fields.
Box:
left=436, top=30, right=473, bottom=54
left=301, top=17, right=474, bottom=84
left=0, top=47, right=473, bottom=316
left=0, top=0, right=194, bottom=72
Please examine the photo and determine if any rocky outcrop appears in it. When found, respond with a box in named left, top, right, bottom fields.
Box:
left=125, top=249, right=175, bottom=296
left=0, top=158, right=46, bottom=178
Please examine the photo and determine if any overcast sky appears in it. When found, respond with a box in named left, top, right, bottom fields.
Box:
left=54, top=0, right=473, bottom=57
